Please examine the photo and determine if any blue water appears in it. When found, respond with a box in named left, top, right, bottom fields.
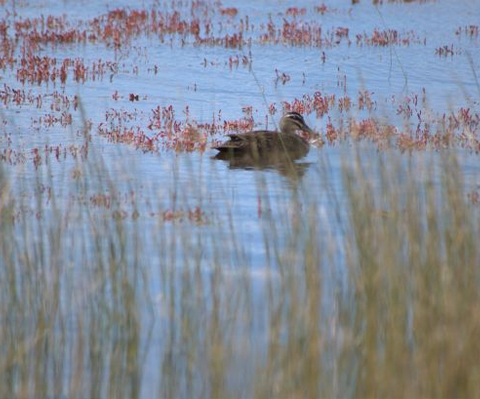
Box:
left=1, top=0, right=480, bottom=396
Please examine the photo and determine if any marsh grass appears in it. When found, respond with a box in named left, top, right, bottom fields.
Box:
left=1, top=142, right=480, bottom=398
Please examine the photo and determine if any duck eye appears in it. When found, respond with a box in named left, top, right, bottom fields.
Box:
left=290, top=116, right=304, bottom=125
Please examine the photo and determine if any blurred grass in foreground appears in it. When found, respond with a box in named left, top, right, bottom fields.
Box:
left=0, top=145, right=480, bottom=399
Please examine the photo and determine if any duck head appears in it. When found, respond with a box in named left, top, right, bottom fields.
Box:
left=279, top=112, right=316, bottom=137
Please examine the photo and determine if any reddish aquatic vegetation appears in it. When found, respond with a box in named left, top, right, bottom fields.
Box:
left=435, top=44, right=462, bottom=56
left=1, top=2, right=427, bottom=73
left=295, top=87, right=480, bottom=152
left=161, top=124, right=208, bottom=152
left=129, top=93, right=140, bottom=102
left=220, top=8, right=238, bottom=17
left=190, top=112, right=254, bottom=142
left=388, top=92, right=480, bottom=152
left=102, top=105, right=211, bottom=153
left=356, top=29, right=424, bottom=46
left=90, top=194, right=112, bottom=208
left=314, top=4, right=329, bottom=14
left=274, top=69, right=291, bottom=85
left=155, top=11, right=202, bottom=36
left=261, top=19, right=321, bottom=47
left=15, top=52, right=117, bottom=85
left=204, top=91, right=479, bottom=153
left=325, top=118, right=339, bottom=144
left=0, top=19, right=7, bottom=37
left=31, top=148, right=42, bottom=168
left=227, top=54, right=251, bottom=69
left=25, top=27, right=87, bottom=45
left=1, top=3, right=479, bottom=164
left=286, top=7, right=306, bottom=16
left=455, top=25, right=479, bottom=38
left=17, top=54, right=57, bottom=85
left=457, top=107, right=480, bottom=129
left=13, top=15, right=88, bottom=46
left=26, top=142, right=89, bottom=169
left=358, top=90, right=376, bottom=111
left=1, top=84, right=39, bottom=107
left=350, top=118, right=394, bottom=142
left=161, top=206, right=207, bottom=225
left=147, top=105, right=175, bottom=131
left=99, top=123, right=157, bottom=152
left=396, top=102, right=414, bottom=118
left=308, top=117, right=399, bottom=150
left=269, top=103, right=278, bottom=115
left=0, top=21, right=15, bottom=68
left=313, top=92, right=335, bottom=117
left=282, top=91, right=334, bottom=117
left=467, top=187, right=480, bottom=206
left=242, top=106, right=254, bottom=120
left=0, top=148, right=27, bottom=166
left=106, top=108, right=141, bottom=124
left=35, top=184, right=53, bottom=203
left=396, top=132, right=427, bottom=152
left=69, top=189, right=142, bottom=211
left=2, top=5, right=216, bottom=67
left=335, top=27, right=349, bottom=39
left=338, top=95, right=352, bottom=112
left=372, top=0, right=437, bottom=3
left=91, top=9, right=149, bottom=48
left=224, top=33, right=244, bottom=48
left=222, top=117, right=255, bottom=132
left=50, top=91, right=77, bottom=111
left=196, top=121, right=221, bottom=135
left=395, top=92, right=425, bottom=118
left=196, top=32, right=245, bottom=49
left=101, top=108, right=156, bottom=151
left=32, top=111, right=72, bottom=128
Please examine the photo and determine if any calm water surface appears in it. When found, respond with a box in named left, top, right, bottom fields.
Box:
left=1, top=0, right=480, bottom=397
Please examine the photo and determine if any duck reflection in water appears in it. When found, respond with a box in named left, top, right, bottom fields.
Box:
left=212, top=112, right=322, bottom=179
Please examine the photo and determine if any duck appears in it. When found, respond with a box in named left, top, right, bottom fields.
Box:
left=212, top=112, right=318, bottom=161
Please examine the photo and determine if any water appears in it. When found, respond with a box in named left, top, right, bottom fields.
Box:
left=1, top=0, right=480, bottom=397
left=3, top=0, right=479, bottom=199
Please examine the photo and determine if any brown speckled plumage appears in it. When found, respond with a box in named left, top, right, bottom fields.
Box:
left=213, top=112, right=317, bottom=161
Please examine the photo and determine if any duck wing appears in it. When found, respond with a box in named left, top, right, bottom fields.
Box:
left=212, top=131, right=277, bottom=152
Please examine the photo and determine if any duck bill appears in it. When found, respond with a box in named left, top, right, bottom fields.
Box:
left=302, top=125, right=317, bottom=138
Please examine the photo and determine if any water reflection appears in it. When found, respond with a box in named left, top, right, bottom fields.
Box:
left=212, top=151, right=312, bottom=181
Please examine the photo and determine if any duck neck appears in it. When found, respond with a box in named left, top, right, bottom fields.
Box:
left=279, top=121, right=296, bottom=135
